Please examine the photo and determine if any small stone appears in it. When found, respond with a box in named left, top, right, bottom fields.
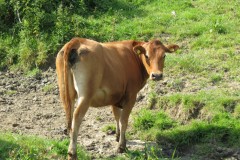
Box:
left=33, top=96, right=38, bottom=101
left=12, top=123, right=19, bottom=127
left=107, top=130, right=116, bottom=135
left=25, top=126, right=33, bottom=129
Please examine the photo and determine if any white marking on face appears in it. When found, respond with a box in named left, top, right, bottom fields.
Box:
left=146, top=51, right=149, bottom=58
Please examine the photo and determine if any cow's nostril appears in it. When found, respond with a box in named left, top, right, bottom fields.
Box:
left=151, top=73, right=163, bottom=80
left=151, top=73, right=157, bottom=78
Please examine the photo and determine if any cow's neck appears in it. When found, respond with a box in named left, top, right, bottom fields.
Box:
left=132, top=52, right=149, bottom=87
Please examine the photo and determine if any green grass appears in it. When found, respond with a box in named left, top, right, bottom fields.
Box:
left=1, top=0, right=240, bottom=71
left=158, top=89, right=240, bottom=118
left=102, top=124, right=116, bottom=133
left=42, top=84, right=55, bottom=93
left=0, top=132, right=90, bottom=160
left=1, top=0, right=240, bottom=159
left=26, top=68, right=42, bottom=78
left=5, top=90, right=17, bottom=96
left=129, top=88, right=240, bottom=158
left=132, top=109, right=177, bottom=141
left=157, top=115, right=240, bottom=148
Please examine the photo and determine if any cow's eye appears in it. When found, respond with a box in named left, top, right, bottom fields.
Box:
left=79, top=48, right=89, bottom=56
left=145, top=54, right=149, bottom=59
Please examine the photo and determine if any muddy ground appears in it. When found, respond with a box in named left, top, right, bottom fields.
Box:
left=0, top=68, right=153, bottom=159
left=0, top=69, right=239, bottom=159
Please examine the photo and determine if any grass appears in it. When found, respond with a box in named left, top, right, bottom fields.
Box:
left=156, top=116, right=240, bottom=148
left=129, top=88, right=240, bottom=158
left=133, top=109, right=176, bottom=131
left=5, top=90, right=17, bottom=96
left=0, top=132, right=90, bottom=160
left=1, top=0, right=240, bottom=71
left=42, top=84, right=55, bottom=93
left=1, top=0, right=240, bottom=159
left=158, top=89, right=240, bottom=118
left=26, top=68, right=42, bottom=78
left=102, top=124, right=116, bottom=133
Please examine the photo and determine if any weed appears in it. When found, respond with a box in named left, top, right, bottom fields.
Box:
left=133, top=109, right=156, bottom=131
left=42, top=84, right=55, bottom=93
left=168, top=78, right=185, bottom=92
left=147, top=92, right=157, bottom=109
left=96, top=116, right=102, bottom=121
left=211, top=73, right=222, bottom=84
left=234, top=105, right=240, bottom=118
left=26, top=68, right=42, bottom=78
left=102, top=124, right=116, bottom=133
left=133, top=109, right=176, bottom=132
left=5, top=90, right=17, bottom=96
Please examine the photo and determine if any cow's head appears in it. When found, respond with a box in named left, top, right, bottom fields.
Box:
left=133, top=40, right=179, bottom=81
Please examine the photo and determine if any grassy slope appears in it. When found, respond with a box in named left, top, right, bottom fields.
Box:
left=0, top=132, right=90, bottom=160
left=127, top=0, right=240, bottom=159
left=1, top=0, right=240, bottom=159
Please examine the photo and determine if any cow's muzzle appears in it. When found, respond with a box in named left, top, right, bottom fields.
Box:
left=150, top=73, right=163, bottom=81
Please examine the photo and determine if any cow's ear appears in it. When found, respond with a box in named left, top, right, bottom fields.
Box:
left=165, top=44, right=179, bottom=53
left=133, top=46, right=146, bottom=55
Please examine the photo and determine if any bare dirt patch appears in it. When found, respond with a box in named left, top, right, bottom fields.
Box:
left=1, top=69, right=239, bottom=159
left=0, top=69, right=147, bottom=158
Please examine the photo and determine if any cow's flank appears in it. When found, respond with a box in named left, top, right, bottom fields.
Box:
left=56, top=38, right=179, bottom=160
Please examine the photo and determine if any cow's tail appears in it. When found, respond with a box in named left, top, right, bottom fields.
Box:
left=63, top=38, right=80, bottom=134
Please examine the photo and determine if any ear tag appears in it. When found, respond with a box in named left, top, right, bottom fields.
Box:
left=137, top=49, right=141, bottom=55
left=170, top=48, right=175, bottom=52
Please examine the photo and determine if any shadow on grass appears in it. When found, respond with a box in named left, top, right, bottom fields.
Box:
left=84, top=0, right=148, bottom=18
left=155, top=123, right=240, bottom=159
left=115, top=119, right=240, bottom=160
left=0, top=139, right=20, bottom=159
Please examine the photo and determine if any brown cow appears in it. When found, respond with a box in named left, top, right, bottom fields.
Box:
left=56, top=38, right=179, bottom=160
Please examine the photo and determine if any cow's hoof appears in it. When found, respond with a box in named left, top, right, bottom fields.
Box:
left=117, top=146, right=127, bottom=153
left=68, top=152, right=77, bottom=160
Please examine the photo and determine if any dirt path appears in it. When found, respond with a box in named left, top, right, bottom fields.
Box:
left=0, top=69, right=148, bottom=158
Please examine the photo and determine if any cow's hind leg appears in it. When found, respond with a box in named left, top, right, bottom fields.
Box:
left=68, top=97, right=89, bottom=160
left=112, top=105, right=121, bottom=142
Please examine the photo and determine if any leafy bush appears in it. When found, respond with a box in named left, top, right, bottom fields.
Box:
left=1, top=0, right=125, bottom=71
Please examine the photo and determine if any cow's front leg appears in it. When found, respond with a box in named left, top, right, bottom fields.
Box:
left=68, top=97, right=89, bottom=160
left=117, top=97, right=136, bottom=153
left=112, top=105, right=121, bottom=142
